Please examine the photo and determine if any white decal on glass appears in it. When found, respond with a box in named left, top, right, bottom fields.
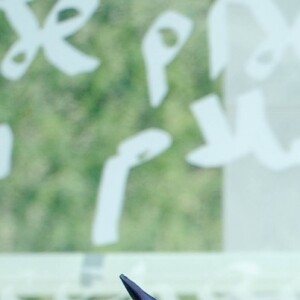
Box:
left=0, top=0, right=100, bottom=80
left=142, top=11, right=193, bottom=107
left=0, top=124, right=13, bottom=179
left=92, top=128, right=172, bottom=245
left=208, top=0, right=300, bottom=80
left=186, top=89, right=300, bottom=171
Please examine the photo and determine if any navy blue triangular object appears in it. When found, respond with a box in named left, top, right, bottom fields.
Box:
left=119, top=274, right=156, bottom=300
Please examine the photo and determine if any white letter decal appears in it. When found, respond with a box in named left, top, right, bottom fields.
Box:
left=142, top=11, right=193, bottom=107
left=92, top=129, right=172, bottom=245
left=0, top=0, right=100, bottom=80
left=186, top=90, right=298, bottom=171
left=0, top=124, right=13, bottom=179
left=208, top=0, right=300, bottom=80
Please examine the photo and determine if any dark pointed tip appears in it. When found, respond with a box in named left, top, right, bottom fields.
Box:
left=119, top=274, right=156, bottom=300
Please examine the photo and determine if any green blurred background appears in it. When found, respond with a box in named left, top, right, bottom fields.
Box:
left=0, top=0, right=221, bottom=252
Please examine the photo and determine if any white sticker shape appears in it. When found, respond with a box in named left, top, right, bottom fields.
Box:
left=208, top=0, right=300, bottom=80
left=142, top=11, right=193, bottom=107
left=186, top=89, right=300, bottom=171
left=92, top=128, right=172, bottom=246
left=0, top=0, right=100, bottom=80
left=0, top=124, right=13, bottom=179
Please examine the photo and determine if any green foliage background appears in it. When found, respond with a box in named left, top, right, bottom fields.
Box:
left=0, top=0, right=221, bottom=252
